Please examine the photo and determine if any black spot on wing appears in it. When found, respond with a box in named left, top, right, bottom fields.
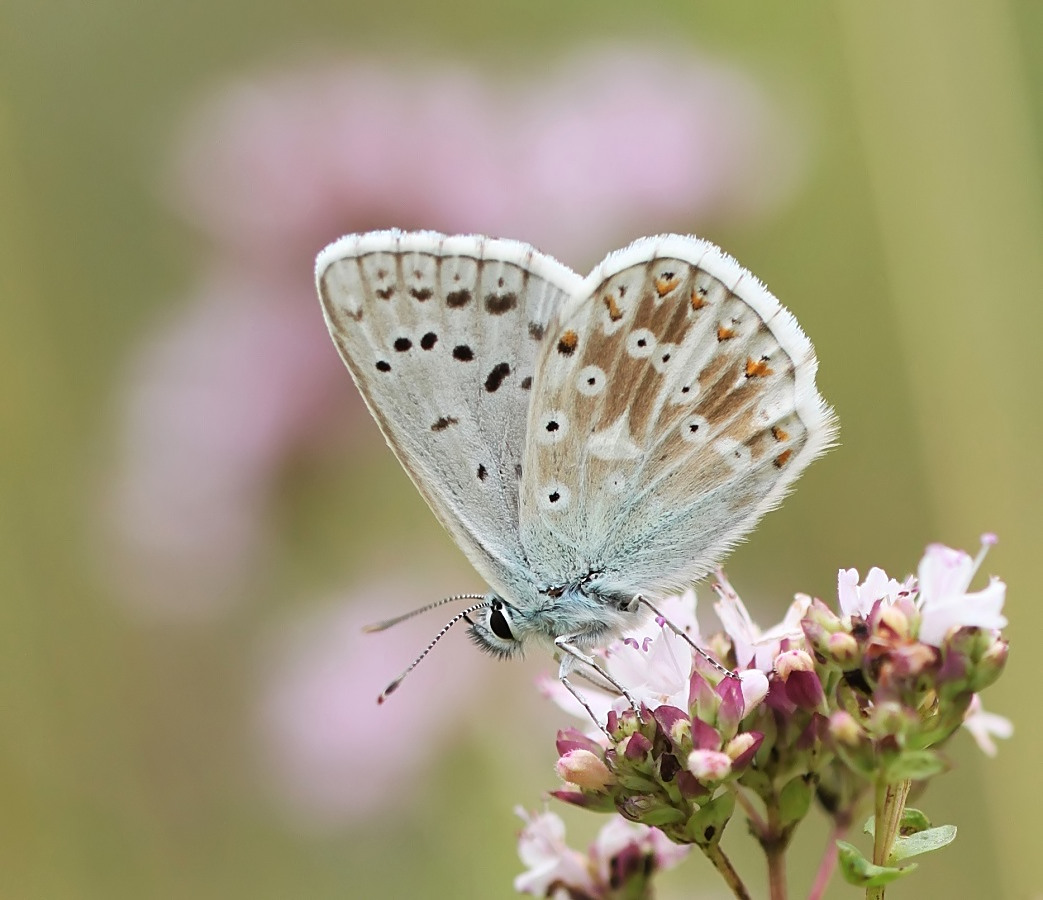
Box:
left=452, top=345, right=475, bottom=362
left=393, top=337, right=412, bottom=352
left=446, top=289, right=472, bottom=308
left=484, top=292, right=518, bottom=314
left=484, top=362, right=511, bottom=392
left=420, top=332, right=438, bottom=350
left=376, top=360, right=391, bottom=372
left=431, top=416, right=459, bottom=432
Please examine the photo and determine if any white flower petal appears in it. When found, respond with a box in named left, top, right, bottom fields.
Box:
left=918, top=577, right=1007, bottom=646
left=738, top=669, right=769, bottom=710
left=961, top=696, right=1013, bottom=757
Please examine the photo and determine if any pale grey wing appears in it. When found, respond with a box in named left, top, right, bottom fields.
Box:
left=519, top=234, right=837, bottom=595
left=316, top=230, right=581, bottom=596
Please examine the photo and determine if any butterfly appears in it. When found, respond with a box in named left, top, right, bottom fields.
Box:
left=316, top=230, right=836, bottom=705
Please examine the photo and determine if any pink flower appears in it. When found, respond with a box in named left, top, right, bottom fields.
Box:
left=541, top=589, right=768, bottom=730
left=916, top=540, right=1007, bottom=646
left=514, top=809, right=690, bottom=897
left=104, top=270, right=354, bottom=616
left=256, top=579, right=482, bottom=825
left=712, top=572, right=810, bottom=671
left=514, top=808, right=597, bottom=897
left=587, top=815, right=690, bottom=886
left=961, top=694, right=1013, bottom=757
left=837, top=566, right=908, bottom=618
left=107, top=48, right=799, bottom=615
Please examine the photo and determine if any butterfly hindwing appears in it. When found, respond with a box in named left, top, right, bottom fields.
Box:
left=519, top=234, right=837, bottom=594
left=317, top=230, right=580, bottom=595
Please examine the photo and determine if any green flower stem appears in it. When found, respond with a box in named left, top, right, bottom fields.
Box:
left=731, top=786, right=768, bottom=837
left=867, top=778, right=912, bottom=900
left=702, top=843, right=752, bottom=900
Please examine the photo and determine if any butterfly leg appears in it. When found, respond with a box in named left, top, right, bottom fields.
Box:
left=558, top=673, right=613, bottom=740
left=555, top=637, right=640, bottom=713
left=635, top=595, right=739, bottom=681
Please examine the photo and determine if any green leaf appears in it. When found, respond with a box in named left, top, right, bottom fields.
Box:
left=864, top=809, right=932, bottom=838
left=684, top=792, right=735, bottom=846
left=836, top=840, right=917, bottom=887
left=617, top=774, right=661, bottom=792
left=638, top=806, right=688, bottom=828
left=891, top=825, right=957, bottom=861
left=778, top=776, right=814, bottom=827
left=899, top=808, right=932, bottom=833
left=884, top=750, right=946, bottom=781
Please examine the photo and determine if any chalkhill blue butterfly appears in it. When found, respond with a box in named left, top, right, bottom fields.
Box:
left=315, top=230, right=836, bottom=707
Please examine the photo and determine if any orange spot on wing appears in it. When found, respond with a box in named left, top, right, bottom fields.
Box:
left=771, top=425, right=789, bottom=442
left=603, top=295, right=624, bottom=322
left=655, top=275, right=680, bottom=297
left=557, top=330, right=579, bottom=356
left=773, top=449, right=792, bottom=468
left=744, top=357, right=773, bottom=378
left=717, top=324, right=737, bottom=341
left=690, top=289, right=706, bottom=311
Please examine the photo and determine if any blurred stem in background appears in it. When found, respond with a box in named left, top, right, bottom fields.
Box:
left=839, top=1, right=1042, bottom=896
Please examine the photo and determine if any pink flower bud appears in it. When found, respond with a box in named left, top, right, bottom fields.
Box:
left=775, top=649, right=815, bottom=680
left=829, top=711, right=861, bottom=746
left=827, top=631, right=859, bottom=663
left=876, top=603, right=910, bottom=640
left=556, top=749, right=615, bottom=792
left=686, top=749, right=733, bottom=782
left=723, top=732, right=761, bottom=766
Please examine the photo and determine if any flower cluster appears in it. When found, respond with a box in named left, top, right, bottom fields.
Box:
left=515, top=807, right=689, bottom=899
left=524, top=538, right=1010, bottom=898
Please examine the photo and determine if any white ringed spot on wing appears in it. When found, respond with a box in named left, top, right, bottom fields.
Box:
left=576, top=365, right=607, bottom=396
left=671, top=380, right=699, bottom=404
left=650, top=342, right=678, bottom=374
left=538, top=482, right=571, bottom=511
left=680, top=414, right=710, bottom=444
left=537, top=410, right=569, bottom=445
left=626, top=328, right=657, bottom=359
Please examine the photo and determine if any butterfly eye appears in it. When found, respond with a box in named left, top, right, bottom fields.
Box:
left=488, top=606, right=515, bottom=641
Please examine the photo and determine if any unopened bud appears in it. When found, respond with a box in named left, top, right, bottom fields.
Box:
left=556, top=749, right=615, bottom=792
left=687, top=749, right=733, bottom=782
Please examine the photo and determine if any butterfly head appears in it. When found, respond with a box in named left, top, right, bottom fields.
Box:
left=466, top=582, right=644, bottom=659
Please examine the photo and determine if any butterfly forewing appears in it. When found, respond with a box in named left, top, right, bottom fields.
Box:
left=520, top=235, right=836, bottom=594
left=317, top=230, right=580, bottom=595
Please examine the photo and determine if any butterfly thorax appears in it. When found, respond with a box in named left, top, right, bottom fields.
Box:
left=467, top=577, right=646, bottom=659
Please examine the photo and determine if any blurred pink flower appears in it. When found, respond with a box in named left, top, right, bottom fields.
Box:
left=514, top=807, right=690, bottom=898
left=961, top=693, right=1012, bottom=757
left=257, top=579, right=483, bottom=825
left=107, top=47, right=801, bottom=614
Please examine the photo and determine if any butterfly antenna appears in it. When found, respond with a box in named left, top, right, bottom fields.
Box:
left=362, top=593, right=487, bottom=633
left=376, top=600, right=490, bottom=704
left=636, top=595, right=739, bottom=680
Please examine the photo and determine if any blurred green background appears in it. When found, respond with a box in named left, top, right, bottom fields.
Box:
left=2, top=1, right=1039, bottom=897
